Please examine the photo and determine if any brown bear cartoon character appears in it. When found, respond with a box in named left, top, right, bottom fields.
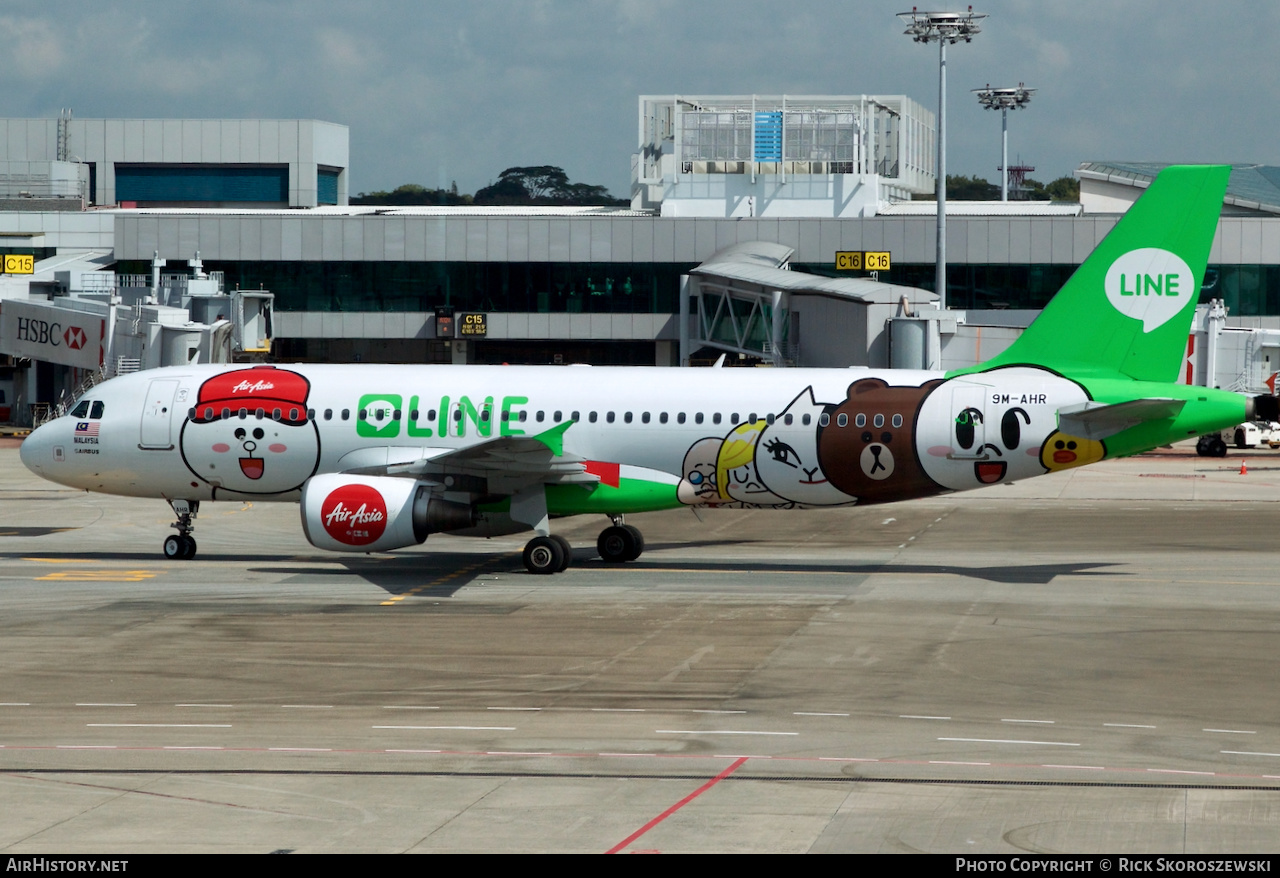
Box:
left=817, top=377, right=944, bottom=504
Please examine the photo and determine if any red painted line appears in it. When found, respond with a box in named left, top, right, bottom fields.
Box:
left=605, top=756, right=747, bottom=855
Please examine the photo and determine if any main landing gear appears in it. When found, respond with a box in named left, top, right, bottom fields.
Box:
left=519, top=515, right=646, bottom=575
left=164, top=499, right=199, bottom=560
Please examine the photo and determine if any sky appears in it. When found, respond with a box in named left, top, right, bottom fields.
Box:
left=2, top=1, right=1276, bottom=199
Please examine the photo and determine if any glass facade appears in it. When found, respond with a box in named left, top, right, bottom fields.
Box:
left=115, top=259, right=1280, bottom=318
left=116, top=260, right=696, bottom=314
left=115, top=164, right=290, bottom=204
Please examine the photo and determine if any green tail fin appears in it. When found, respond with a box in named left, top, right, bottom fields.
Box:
left=974, top=164, right=1229, bottom=382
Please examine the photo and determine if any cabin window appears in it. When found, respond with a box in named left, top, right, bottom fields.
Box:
left=766, top=413, right=775, bottom=425
left=607, top=412, right=616, bottom=423
left=393, top=409, right=401, bottom=421
left=837, top=413, right=848, bottom=427
left=749, top=412, right=757, bottom=423
left=480, top=409, right=490, bottom=422
left=272, top=408, right=283, bottom=421
left=501, top=410, right=509, bottom=421
left=873, top=413, right=884, bottom=428
left=554, top=411, right=563, bottom=422
left=324, top=409, right=333, bottom=420
left=254, top=408, right=265, bottom=420
left=572, top=411, right=580, bottom=421
left=453, top=409, right=462, bottom=422
left=818, top=413, right=829, bottom=427
left=589, top=411, right=598, bottom=423
left=658, top=412, right=667, bottom=424
left=855, top=413, right=866, bottom=427
left=712, top=413, right=721, bottom=425
left=892, top=414, right=903, bottom=427
left=302, top=408, right=311, bottom=421
left=695, top=412, right=703, bottom=424
left=341, top=409, right=350, bottom=421
left=803, top=413, right=811, bottom=426
left=428, top=409, right=437, bottom=421
left=408, top=409, right=418, bottom=420
left=536, top=411, right=545, bottom=422
left=642, top=412, right=651, bottom=424
left=70, top=400, right=90, bottom=418
left=375, top=409, right=385, bottom=422
left=730, top=413, right=739, bottom=425
left=519, top=410, right=527, bottom=422
left=358, top=409, right=368, bottom=420
left=624, top=412, right=633, bottom=424
left=678, top=412, right=687, bottom=424
left=784, top=414, right=793, bottom=426
left=221, top=407, right=231, bottom=420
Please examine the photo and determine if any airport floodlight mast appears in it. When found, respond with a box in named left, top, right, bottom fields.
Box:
left=973, top=83, right=1035, bottom=201
left=898, top=7, right=986, bottom=315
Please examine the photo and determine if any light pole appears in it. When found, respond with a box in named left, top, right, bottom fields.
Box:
left=973, top=83, right=1034, bottom=201
left=898, top=7, right=985, bottom=312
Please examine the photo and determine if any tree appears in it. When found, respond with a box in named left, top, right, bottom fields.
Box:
left=945, top=175, right=1001, bottom=200
left=474, top=166, right=625, bottom=206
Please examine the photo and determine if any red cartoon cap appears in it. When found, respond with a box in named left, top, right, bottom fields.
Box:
left=192, top=366, right=311, bottom=425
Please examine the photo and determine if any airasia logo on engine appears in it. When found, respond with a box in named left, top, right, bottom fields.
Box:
left=320, top=484, right=388, bottom=546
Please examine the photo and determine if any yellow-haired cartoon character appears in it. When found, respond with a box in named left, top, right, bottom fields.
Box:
left=716, top=420, right=790, bottom=507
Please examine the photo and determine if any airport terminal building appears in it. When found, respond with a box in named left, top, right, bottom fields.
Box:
left=4, top=106, right=1280, bottom=422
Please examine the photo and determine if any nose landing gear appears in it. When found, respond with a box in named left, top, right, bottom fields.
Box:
left=164, top=499, right=200, bottom=560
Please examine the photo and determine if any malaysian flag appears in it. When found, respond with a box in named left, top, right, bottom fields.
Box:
left=75, top=421, right=100, bottom=437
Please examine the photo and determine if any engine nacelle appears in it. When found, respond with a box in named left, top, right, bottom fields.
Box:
left=299, top=474, right=474, bottom=553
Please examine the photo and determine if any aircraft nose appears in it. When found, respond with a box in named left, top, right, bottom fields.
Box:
left=19, top=420, right=57, bottom=475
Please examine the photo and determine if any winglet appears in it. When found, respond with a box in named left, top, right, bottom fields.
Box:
left=531, top=420, right=573, bottom=456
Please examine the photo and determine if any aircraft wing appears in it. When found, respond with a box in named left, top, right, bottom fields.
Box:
left=1056, top=398, right=1186, bottom=441
left=335, top=421, right=597, bottom=495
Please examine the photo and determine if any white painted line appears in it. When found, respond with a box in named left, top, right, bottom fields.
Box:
left=281, top=704, right=333, bottom=709
left=1104, top=723, right=1157, bottom=729
left=656, top=729, right=798, bottom=736
left=1222, top=751, right=1280, bottom=758
left=386, top=749, right=443, bottom=754
left=930, top=760, right=991, bottom=766
left=269, top=747, right=332, bottom=752
left=56, top=745, right=117, bottom=749
left=382, top=706, right=440, bottom=710
left=1043, top=764, right=1107, bottom=771
left=76, top=703, right=136, bottom=707
left=1147, top=768, right=1215, bottom=776
left=794, top=712, right=850, bottom=717
left=176, top=703, right=233, bottom=708
left=487, top=707, right=541, bottom=711
left=1204, top=728, right=1256, bottom=735
left=487, top=751, right=552, bottom=756
left=1002, top=719, right=1055, bottom=724
left=901, top=715, right=950, bottom=720
left=691, top=710, right=747, bottom=714
left=939, top=737, right=1080, bottom=747
left=373, top=725, right=516, bottom=731
left=591, top=708, right=646, bottom=713
left=0, top=703, right=31, bottom=707
left=881, top=518, right=896, bottom=525
left=87, top=723, right=231, bottom=728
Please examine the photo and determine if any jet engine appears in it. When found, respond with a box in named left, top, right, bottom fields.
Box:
left=300, top=474, right=475, bottom=553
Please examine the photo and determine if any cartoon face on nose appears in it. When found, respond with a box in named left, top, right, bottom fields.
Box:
left=180, top=367, right=321, bottom=496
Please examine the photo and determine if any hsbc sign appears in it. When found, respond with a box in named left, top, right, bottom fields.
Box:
left=0, top=299, right=102, bottom=369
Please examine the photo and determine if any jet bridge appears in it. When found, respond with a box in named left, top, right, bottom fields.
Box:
left=681, top=242, right=937, bottom=367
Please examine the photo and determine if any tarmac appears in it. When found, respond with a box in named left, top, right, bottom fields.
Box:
left=3, top=438, right=1280, bottom=853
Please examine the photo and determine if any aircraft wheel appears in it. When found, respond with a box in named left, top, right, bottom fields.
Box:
left=163, top=535, right=185, bottom=559
left=1196, top=435, right=1213, bottom=456
left=621, top=524, right=644, bottom=561
left=549, top=534, right=572, bottom=571
left=523, top=536, right=565, bottom=575
left=1211, top=437, right=1229, bottom=457
left=597, top=525, right=637, bottom=564
left=182, top=536, right=198, bottom=560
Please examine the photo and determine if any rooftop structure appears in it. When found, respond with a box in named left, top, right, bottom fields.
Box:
left=632, top=95, right=935, bottom=218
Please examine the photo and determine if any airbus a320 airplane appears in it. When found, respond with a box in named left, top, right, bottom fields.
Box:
left=20, top=165, right=1268, bottom=574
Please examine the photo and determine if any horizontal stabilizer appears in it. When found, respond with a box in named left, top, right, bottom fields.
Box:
left=1057, top=398, right=1186, bottom=441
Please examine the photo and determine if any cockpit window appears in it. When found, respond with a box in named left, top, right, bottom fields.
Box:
left=90, top=401, right=104, bottom=419
left=70, top=400, right=91, bottom=418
